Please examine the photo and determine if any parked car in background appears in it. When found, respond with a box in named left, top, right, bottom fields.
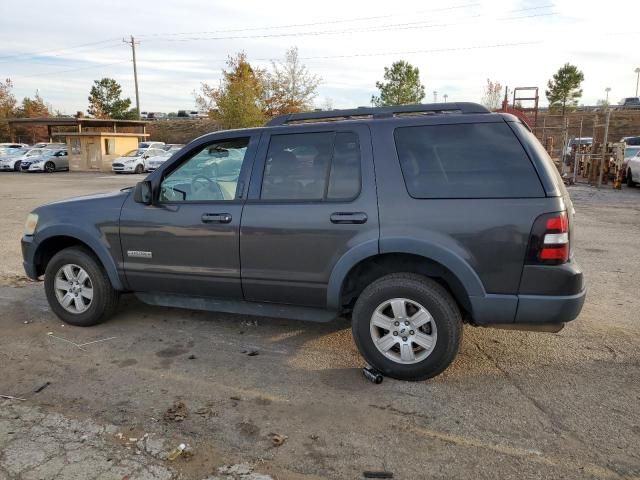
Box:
left=145, top=150, right=172, bottom=172
left=620, top=136, right=640, bottom=146
left=139, top=141, right=165, bottom=150
left=626, top=150, right=640, bottom=186
left=163, top=144, right=185, bottom=152
left=564, top=137, right=593, bottom=157
left=0, top=148, right=48, bottom=171
left=619, top=97, right=640, bottom=109
left=112, top=148, right=166, bottom=174
left=20, top=149, right=68, bottom=173
left=146, top=144, right=185, bottom=171
left=31, top=142, right=67, bottom=149
left=0, top=142, right=29, bottom=151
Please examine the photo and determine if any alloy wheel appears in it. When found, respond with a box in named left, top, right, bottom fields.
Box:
left=54, top=264, right=94, bottom=314
left=369, top=298, right=437, bottom=364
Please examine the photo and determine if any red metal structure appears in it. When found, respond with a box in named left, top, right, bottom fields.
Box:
left=496, top=86, right=539, bottom=132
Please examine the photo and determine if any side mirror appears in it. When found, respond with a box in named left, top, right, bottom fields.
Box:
left=134, top=180, right=153, bottom=205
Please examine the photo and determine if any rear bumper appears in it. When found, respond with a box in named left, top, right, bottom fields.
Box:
left=514, top=289, right=586, bottom=324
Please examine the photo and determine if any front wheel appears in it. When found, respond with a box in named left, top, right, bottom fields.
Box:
left=45, top=161, right=55, bottom=173
left=627, top=169, right=636, bottom=187
left=351, top=273, right=462, bottom=381
left=14, top=161, right=20, bottom=171
left=134, top=164, right=144, bottom=174
left=44, top=247, right=119, bottom=326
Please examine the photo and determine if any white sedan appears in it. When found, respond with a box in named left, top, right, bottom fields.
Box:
left=111, top=148, right=165, bottom=174
left=627, top=150, right=640, bottom=187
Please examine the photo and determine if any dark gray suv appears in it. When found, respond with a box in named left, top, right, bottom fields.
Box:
left=21, top=103, right=585, bottom=380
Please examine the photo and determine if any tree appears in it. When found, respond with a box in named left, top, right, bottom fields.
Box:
left=545, top=63, right=584, bottom=115
left=371, top=60, right=425, bottom=106
left=0, top=78, right=17, bottom=141
left=264, top=47, right=321, bottom=117
left=481, top=79, right=503, bottom=110
left=195, top=52, right=266, bottom=129
left=16, top=92, right=50, bottom=117
left=87, top=78, right=132, bottom=119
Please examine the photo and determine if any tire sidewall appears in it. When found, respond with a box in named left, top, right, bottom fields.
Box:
left=352, top=276, right=461, bottom=380
left=44, top=248, right=112, bottom=326
left=45, top=161, right=55, bottom=173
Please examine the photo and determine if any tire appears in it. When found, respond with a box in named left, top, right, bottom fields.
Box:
left=14, top=161, right=20, bottom=171
left=44, top=161, right=55, bottom=173
left=44, top=247, right=119, bottom=326
left=627, top=169, right=635, bottom=187
left=351, top=273, right=462, bottom=381
left=134, top=164, right=144, bottom=174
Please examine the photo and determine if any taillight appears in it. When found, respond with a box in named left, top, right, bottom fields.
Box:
left=526, top=211, right=570, bottom=265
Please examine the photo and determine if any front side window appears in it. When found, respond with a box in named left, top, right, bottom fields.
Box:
left=159, top=137, right=249, bottom=202
left=394, top=122, right=544, bottom=199
left=261, top=131, right=361, bottom=201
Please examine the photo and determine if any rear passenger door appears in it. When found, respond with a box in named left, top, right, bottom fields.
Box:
left=240, top=125, right=378, bottom=308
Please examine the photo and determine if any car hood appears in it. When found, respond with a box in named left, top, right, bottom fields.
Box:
left=35, top=189, right=132, bottom=212
left=114, top=156, right=141, bottom=162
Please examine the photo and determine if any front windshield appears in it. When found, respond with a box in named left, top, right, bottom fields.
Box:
left=4, top=148, right=27, bottom=156
left=123, top=149, right=144, bottom=157
left=624, top=147, right=640, bottom=159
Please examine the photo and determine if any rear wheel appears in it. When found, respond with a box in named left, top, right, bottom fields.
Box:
left=627, top=169, right=635, bottom=187
left=351, top=273, right=462, bottom=381
left=44, top=161, right=55, bottom=173
left=44, top=247, right=119, bottom=326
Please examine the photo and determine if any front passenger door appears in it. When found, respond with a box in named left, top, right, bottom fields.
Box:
left=119, top=135, right=258, bottom=297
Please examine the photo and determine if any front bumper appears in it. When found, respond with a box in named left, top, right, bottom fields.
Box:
left=112, top=165, right=136, bottom=172
left=21, top=235, right=39, bottom=280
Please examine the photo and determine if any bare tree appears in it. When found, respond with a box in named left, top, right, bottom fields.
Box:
left=481, top=79, right=503, bottom=111
left=265, top=47, right=321, bottom=117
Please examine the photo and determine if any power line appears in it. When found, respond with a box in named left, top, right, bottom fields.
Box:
left=257, top=41, right=542, bottom=62
left=143, top=10, right=556, bottom=43
left=0, top=38, right=121, bottom=63
left=137, top=3, right=482, bottom=38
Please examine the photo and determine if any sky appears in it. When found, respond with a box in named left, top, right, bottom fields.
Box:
left=0, top=0, right=638, bottom=114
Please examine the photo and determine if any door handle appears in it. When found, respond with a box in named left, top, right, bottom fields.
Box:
left=201, top=213, right=232, bottom=224
left=330, top=212, right=368, bottom=224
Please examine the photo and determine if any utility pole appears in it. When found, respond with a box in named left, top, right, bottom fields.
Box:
left=433, top=90, right=438, bottom=103
left=123, top=35, right=141, bottom=119
left=635, top=68, right=640, bottom=97
left=605, top=87, right=611, bottom=104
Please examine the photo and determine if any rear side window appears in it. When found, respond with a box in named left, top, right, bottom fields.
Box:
left=394, top=122, right=544, bottom=198
left=261, top=131, right=361, bottom=201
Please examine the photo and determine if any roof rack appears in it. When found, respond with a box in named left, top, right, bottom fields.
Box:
left=267, top=102, right=490, bottom=126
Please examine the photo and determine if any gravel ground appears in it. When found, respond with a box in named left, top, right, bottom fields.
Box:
left=0, top=171, right=639, bottom=479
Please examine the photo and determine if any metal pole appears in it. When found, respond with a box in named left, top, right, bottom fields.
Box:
left=123, top=36, right=141, bottom=119
left=597, top=109, right=611, bottom=188
left=573, top=116, right=583, bottom=184
left=636, top=68, right=640, bottom=97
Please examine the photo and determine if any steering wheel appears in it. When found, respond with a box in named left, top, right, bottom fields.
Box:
left=191, top=174, right=224, bottom=200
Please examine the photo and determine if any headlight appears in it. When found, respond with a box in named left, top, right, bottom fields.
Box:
left=24, top=213, right=39, bottom=235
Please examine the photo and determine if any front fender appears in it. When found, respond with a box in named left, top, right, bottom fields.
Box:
left=32, top=224, right=125, bottom=290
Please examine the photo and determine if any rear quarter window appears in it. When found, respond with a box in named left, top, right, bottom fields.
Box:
left=394, top=122, right=544, bottom=198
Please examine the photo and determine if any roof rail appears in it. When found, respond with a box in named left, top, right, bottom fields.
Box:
left=267, top=102, right=490, bottom=126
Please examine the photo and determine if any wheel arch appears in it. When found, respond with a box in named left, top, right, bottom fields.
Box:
left=327, top=240, right=486, bottom=315
left=33, top=230, right=124, bottom=290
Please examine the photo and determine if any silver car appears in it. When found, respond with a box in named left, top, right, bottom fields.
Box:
left=0, top=148, right=48, bottom=171
left=20, top=149, right=68, bottom=173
